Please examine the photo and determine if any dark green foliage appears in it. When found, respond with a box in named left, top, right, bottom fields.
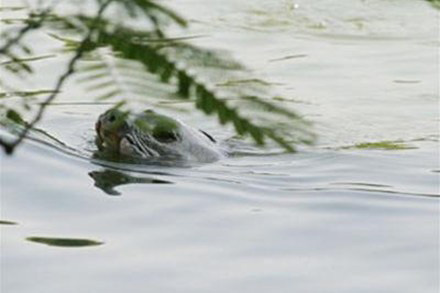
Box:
left=0, top=0, right=314, bottom=154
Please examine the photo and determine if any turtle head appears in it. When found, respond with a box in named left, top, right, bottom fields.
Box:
left=95, top=108, right=130, bottom=152
left=95, top=108, right=181, bottom=157
left=95, top=108, right=220, bottom=162
left=135, top=109, right=180, bottom=144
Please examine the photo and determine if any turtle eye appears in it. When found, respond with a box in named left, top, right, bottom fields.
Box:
left=153, top=131, right=178, bottom=143
left=108, top=114, right=116, bottom=123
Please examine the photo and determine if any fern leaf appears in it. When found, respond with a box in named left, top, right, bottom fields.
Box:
left=38, top=11, right=314, bottom=150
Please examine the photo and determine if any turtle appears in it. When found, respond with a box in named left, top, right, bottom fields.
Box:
left=95, top=108, right=224, bottom=163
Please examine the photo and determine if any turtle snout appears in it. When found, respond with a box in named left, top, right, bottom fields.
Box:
left=95, top=120, right=101, bottom=134
left=95, top=120, right=104, bottom=141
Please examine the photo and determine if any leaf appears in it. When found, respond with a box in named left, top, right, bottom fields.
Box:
left=6, top=109, right=24, bottom=125
left=85, top=80, right=116, bottom=91
left=97, top=89, right=120, bottom=100
left=0, top=220, right=18, bottom=225
left=26, top=236, right=103, bottom=247
left=177, top=71, right=191, bottom=97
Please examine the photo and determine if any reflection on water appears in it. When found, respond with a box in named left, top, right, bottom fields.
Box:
left=26, top=237, right=103, bottom=248
left=89, top=169, right=172, bottom=195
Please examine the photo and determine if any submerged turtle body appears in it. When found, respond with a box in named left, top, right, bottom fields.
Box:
left=95, top=108, right=224, bottom=163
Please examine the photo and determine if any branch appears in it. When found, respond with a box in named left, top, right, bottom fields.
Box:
left=0, top=10, right=50, bottom=55
left=0, top=0, right=114, bottom=154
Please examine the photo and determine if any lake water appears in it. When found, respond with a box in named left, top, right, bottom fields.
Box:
left=1, top=1, right=439, bottom=292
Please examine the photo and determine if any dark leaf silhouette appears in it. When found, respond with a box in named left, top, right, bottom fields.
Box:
left=27, top=236, right=103, bottom=247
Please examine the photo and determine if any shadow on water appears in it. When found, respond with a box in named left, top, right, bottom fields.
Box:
left=89, top=169, right=172, bottom=195
left=26, top=237, right=103, bottom=248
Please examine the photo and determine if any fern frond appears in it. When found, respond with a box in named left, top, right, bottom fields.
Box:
left=1, top=2, right=314, bottom=153
left=115, top=0, right=187, bottom=27
left=43, top=13, right=314, bottom=150
left=74, top=48, right=176, bottom=104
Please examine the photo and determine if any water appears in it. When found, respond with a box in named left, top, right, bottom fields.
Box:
left=1, top=1, right=439, bottom=292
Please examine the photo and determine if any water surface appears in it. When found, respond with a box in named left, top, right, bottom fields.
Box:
left=1, top=1, right=439, bottom=292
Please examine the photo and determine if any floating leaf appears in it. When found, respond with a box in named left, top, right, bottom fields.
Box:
left=26, top=236, right=104, bottom=247
left=0, top=220, right=18, bottom=225
left=350, top=141, right=416, bottom=150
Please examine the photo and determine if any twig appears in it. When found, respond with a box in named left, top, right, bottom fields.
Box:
left=0, top=0, right=114, bottom=154
left=0, top=10, right=50, bottom=55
